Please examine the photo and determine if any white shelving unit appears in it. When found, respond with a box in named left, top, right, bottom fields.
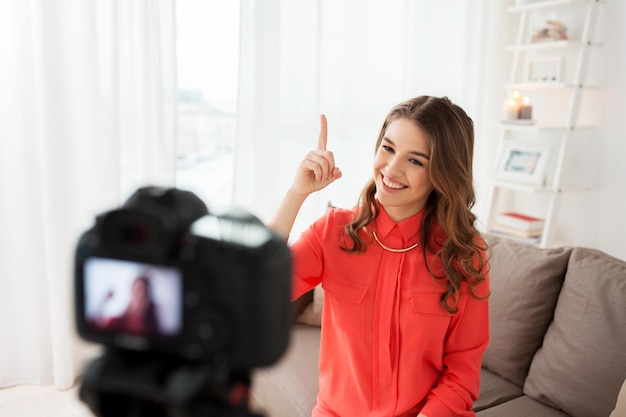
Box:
left=485, top=0, right=605, bottom=248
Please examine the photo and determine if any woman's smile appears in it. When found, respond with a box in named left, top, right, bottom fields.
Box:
left=381, top=174, right=407, bottom=191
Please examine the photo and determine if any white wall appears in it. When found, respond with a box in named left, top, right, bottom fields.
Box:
left=590, top=0, right=626, bottom=261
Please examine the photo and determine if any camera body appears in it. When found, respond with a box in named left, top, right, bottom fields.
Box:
left=75, top=186, right=292, bottom=371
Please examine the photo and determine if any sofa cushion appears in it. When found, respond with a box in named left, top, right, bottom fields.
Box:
left=473, top=368, right=523, bottom=411
left=251, top=324, right=320, bottom=417
left=481, top=234, right=571, bottom=386
left=524, top=247, right=626, bottom=417
left=475, top=395, right=569, bottom=417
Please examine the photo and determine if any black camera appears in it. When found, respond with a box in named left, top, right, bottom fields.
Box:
left=75, top=186, right=292, bottom=417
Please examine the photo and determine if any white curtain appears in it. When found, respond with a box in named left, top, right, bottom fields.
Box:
left=234, top=0, right=508, bottom=237
left=0, top=0, right=176, bottom=389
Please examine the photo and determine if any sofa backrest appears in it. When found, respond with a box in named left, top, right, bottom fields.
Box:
left=481, top=234, right=572, bottom=387
left=524, top=247, right=626, bottom=417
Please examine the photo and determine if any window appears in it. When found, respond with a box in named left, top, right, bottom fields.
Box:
left=175, top=0, right=240, bottom=208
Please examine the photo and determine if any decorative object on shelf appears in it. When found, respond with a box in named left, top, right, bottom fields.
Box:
left=501, top=90, right=535, bottom=124
left=502, top=97, right=520, bottom=121
left=519, top=96, right=533, bottom=119
left=531, top=20, right=568, bottom=43
left=525, top=57, right=563, bottom=83
left=495, top=143, right=551, bottom=185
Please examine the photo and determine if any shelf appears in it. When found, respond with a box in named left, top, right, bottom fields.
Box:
left=492, top=180, right=555, bottom=193
left=486, top=229, right=541, bottom=245
left=506, top=40, right=580, bottom=51
left=506, top=40, right=602, bottom=52
left=505, top=82, right=600, bottom=90
left=509, top=0, right=606, bottom=13
left=487, top=0, right=602, bottom=249
left=499, top=119, right=538, bottom=128
left=492, top=180, right=590, bottom=193
left=497, top=122, right=596, bottom=131
left=508, top=0, right=594, bottom=13
left=507, top=82, right=573, bottom=89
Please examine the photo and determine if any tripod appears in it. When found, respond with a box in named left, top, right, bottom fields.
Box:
left=79, top=349, right=265, bottom=417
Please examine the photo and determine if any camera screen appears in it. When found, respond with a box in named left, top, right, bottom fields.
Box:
left=83, top=257, right=183, bottom=338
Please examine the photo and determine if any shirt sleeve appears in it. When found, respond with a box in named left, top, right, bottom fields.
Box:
left=420, top=272, right=490, bottom=417
left=288, top=214, right=328, bottom=301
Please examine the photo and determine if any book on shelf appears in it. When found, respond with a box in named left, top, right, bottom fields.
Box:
left=490, top=222, right=543, bottom=238
left=488, top=228, right=541, bottom=245
left=496, top=211, right=545, bottom=232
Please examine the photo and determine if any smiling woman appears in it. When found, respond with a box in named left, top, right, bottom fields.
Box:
left=266, top=96, right=489, bottom=417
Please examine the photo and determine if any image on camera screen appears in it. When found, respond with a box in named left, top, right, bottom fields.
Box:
left=83, top=257, right=182, bottom=338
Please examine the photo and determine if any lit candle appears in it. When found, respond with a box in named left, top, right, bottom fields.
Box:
left=519, top=96, right=533, bottom=120
left=502, top=98, right=519, bottom=121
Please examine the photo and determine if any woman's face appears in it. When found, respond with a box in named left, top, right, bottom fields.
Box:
left=373, top=117, right=434, bottom=222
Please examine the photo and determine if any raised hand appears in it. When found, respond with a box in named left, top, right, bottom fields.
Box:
left=268, top=115, right=342, bottom=238
left=291, top=114, right=342, bottom=197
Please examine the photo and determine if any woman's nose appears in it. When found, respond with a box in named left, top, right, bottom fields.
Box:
left=386, top=156, right=403, bottom=176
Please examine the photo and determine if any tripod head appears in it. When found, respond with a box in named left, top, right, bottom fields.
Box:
left=79, top=349, right=264, bottom=417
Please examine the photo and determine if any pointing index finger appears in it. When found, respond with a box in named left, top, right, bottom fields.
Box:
left=317, top=114, right=327, bottom=151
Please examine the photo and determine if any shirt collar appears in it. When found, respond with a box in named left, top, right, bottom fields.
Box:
left=374, top=203, right=425, bottom=242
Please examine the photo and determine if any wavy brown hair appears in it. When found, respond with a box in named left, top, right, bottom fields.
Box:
left=342, top=96, right=488, bottom=313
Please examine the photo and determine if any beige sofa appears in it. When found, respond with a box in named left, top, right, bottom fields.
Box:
left=251, top=234, right=626, bottom=417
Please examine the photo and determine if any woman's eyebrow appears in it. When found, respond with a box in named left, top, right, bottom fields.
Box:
left=382, top=137, right=430, bottom=160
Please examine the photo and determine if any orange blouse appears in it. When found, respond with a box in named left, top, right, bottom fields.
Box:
left=290, top=206, right=489, bottom=417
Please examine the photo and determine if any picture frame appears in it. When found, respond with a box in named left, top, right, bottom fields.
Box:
left=495, top=143, right=551, bottom=185
left=525, top=57, right=563, bottom=83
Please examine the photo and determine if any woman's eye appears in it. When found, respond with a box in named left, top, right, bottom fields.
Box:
left=382, top=145, right=394, bottom=153
left=409, top=158, right=424, bottom=166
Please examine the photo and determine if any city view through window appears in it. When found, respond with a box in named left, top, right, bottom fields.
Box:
left=175, top=0, right=240, bottom=209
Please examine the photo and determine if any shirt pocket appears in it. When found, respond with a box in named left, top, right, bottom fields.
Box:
left=323, top=276, right=368, bottom=343
left=401, top=292, right=453, bottom=353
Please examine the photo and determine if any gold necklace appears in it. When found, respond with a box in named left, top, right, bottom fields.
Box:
left=372, top=231, right=419, bottom=253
